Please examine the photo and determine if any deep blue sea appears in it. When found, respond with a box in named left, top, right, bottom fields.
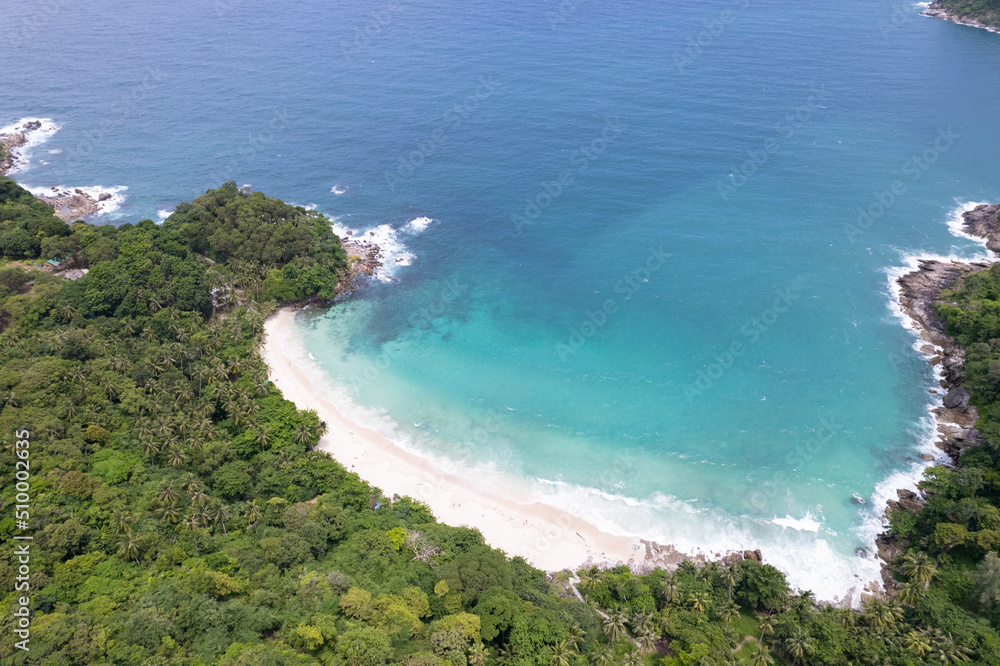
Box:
left=5, top=0, right=1000, bottom=600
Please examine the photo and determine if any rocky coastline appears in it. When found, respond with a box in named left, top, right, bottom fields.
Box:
left=922, top=1, right=1000, bottom=34
left=0, top=118, right=123, bottom=222
left=877, top=203, right=1000, bottom=589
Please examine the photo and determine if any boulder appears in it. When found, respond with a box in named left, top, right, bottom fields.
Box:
left=943, top=386, right=970, bottom=409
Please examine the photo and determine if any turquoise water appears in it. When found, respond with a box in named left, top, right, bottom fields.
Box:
left=5, top=0, right=1000, bottom=599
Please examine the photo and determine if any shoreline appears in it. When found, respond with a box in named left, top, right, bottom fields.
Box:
left=0, top=117, right=125, bottom=221
left=922, top=1, right=1000, bottom=34
left=261, top=306, right=771, bottom=578
left=878, top=203, right=1000, bottom=588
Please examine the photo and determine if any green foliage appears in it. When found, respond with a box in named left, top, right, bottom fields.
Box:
left=937, top=0, right=1000, bottom=27
left=0, top=176, right=72, bottom=258
left=164, top=182, right=348, bottom=302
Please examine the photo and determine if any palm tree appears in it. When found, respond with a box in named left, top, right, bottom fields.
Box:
left=294, top=423, right=312, bottom=446
left=662, top=577, right=681, bottom=606
left=210, top=501, right=231, bottom=537
left=111, top=510, right=133, bottom=536
left=117, top=536, right=140, bottom=564
left=865, top=600, right=903, bottom=630
left=717, top=600, right=739, bottom=630
left=603, top=610, right=627, bottom=643
left=783, top=628, right=815, bottom=666
left=3, top=391, right=19, bottom=408
left=631, top=610, right=654, bottom=635
left=591, top=648, right=614, bottom=666
left=167, top=445, right=188, bottom=468
left=930, top=633, right=973, bottom=664
left=623, top=651, right=642, bottom=666
left=897, top=581, right=924, bottom=606
left=757, top=613, right=776, bottom=641
left=468, top=643, right=487, bottom=666
left=687, top=593, right=710, bottom=615
left=637, top=628, right=657, bottom=654
left=314, top=419, right=329, bottom=440
left=724, top=565, right=740, bottom=600
left=901, top=551, right=936, bottom=587
left=255, top=425, right=272, bottom=452
left=246, top=500, right=262, bottom=530
left=751, top=643, right=774, bottom=666
left=190, top=489, right=210, bottom=507
left=550, top=640, right=574, bottom=666
left=141, top=438, right=161, bottom=461
left=903, top=629, right=931, bottom=658
left=567, top=624, right=585, bottom=652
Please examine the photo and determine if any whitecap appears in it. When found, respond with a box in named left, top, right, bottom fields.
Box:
left=331, top=185, right=347, bottom=195
left=157, top=208, right=174, bottom=221
left=404, top=216, right=435, bottom=234
left=772, top=514, right=822, bottom=532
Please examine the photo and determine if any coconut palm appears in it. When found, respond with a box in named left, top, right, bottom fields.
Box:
left=167, top=445, right=188, bottom=468
left=724, top=565, right=740, bottom=600
left=638, top=628, right=657, bottom=654
left=864, top=600, right=903, bottom=630
left=591, top=647, right=614, bottom=666
left=294, top=423, right=313, bottom=446
left=246, top=500, right=262, bottom=530
left=783, top=628, right=815, bottom=665
left=567, top=624, right=585, bottom=652
left=255, top=425, right=272, bottom=452
left=603, top=610, right=627, bottom=642
left=687, top=593, right=710, bottom=615
left=757, top=613, right=776, bottom=641
left=117, top=536, right=140, bottom=564
left=468, top=643, right=487, bottom=666
left=111, top=510, right=134, bottom=536
left=623, top=651, right=642, bottom=666
left=550, top=640, right=574, bottom=666
left=662, top=577, right=681, bottom=606
left=903, top=629, right=931, bottom=657
left=751, top=643, right=774, bottom=666
left=210, top=501, right=231, bottom=536
left=930, top=633, right=973, bottom=664
left=717, top=600, right=739, bottom=630
left=141, top=438, right=161, bottom=461
left=901, top=551, right=936, bottom=586
left=897, top=581, right=924, bottom=606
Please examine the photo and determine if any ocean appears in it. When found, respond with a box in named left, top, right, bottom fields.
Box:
left=5, top=0, right=1000, bottom=601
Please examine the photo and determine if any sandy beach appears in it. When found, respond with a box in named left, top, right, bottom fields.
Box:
left=261, top=306, right=648, bottom=573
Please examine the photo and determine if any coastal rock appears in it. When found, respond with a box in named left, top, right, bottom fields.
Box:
left=743, top=549, right=762, bottom=563
left=922, top=1, right=1000, bottom=35
left=943, top=386, right=970, bottom=409
left=98, top=193, right=112, bottom=201
left=876, top=202, right=1000, bottom=590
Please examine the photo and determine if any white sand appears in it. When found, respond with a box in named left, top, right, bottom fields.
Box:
left=261, top=306, right=643, bottom=572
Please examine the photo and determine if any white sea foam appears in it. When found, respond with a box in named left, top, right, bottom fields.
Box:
left=0, top=117, right=61, bottom=174
left=772, top=514, right=822, bottom=532
left=404, top=216, right=435, bottom=234
left=157, top=208, right=174, bottom=221
left=24, top=184, right=128, bottom=217
left=862, top=200, right=1000, bottom=594
left=946, top=200, right=993, bottom=249
left=331, top=185, right=347, bottom=195
left=331, top=219, right=417, bottom=283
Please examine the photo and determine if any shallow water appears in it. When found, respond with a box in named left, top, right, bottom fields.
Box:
left=5, top=0, right=1000, bottom=600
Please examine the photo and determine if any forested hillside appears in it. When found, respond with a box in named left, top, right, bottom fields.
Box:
left=2, top=181, right=1000, bottom=664
left=935, top=0, right=1000, bottom=27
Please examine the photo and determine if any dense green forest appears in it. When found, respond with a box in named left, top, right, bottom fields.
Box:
left=3, top=180, right=1000, bottom=664
left=936, top=0, right=1000, bottom=27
